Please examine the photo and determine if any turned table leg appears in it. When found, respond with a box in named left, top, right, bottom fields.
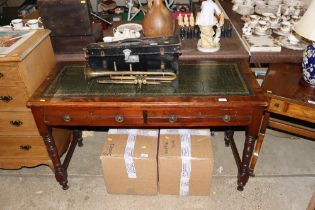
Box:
left=224, top=130, right=233, bottom=147
left=249, top=111, right=270, bottom=176
left=74, top=130, right=83, bottom=147
left=237, top=109, right=264, bottom=191
left=31, top=108, right=69, bottom=190
left=237, top=135, right=256, bottom=191
left=43, top=128, right=69, bottom=190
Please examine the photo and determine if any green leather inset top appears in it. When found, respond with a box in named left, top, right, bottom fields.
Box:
left=42, top=62, right=253, bottom=97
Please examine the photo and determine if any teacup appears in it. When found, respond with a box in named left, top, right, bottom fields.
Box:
left=291, top=15, right=300, bottom=24
left=25, top=18, right=42, bottom=29
left=10, top=19, right=23, bottom=29
left=262, top=12, right=273, bottom=22
left=249, top=14, right=259, bottom=26
left=282, top=14, right=291, bottom=21
left=257, top=20, right=268, bottom=32
left=232, top=4, right=239, bottom=11
left=280, top=21, right=292, bottom=33
left=269, top=14, right=279, bottom=24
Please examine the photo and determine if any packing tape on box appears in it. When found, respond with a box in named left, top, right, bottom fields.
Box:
left=124, top=134, right=137, bottom=178
left=109, top=129, right=159, bottom=136
left=180, top=133, right=191, bottom=196
left=160, top=129, right=210, bottom=136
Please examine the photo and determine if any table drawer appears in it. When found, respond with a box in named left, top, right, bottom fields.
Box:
left=146, top=109, right=252, bottom=126
left=268, top=99, right=287, bottom=113
left=0, top=111, right=39, bottom=136
left=269, top=99, right=315, bottom=123
left=44, top=108, right=144, bottom=126
left=0, top=85, right=28, bottom=110
left=0, top=64, right=21, bottom=85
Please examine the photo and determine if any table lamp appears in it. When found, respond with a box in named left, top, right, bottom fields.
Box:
left=294, top=0, right=315, bottom=89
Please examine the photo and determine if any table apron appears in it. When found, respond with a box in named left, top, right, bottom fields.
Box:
left=42, top=107, right=254, bottom=127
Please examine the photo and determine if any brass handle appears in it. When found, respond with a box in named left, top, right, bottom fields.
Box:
left=115, top=115, right=124, bottom=123
left=19, top=145, right=32, bottom=151
left=0, top=96, right=13, bottom=103
left=63, top=115, right=72, bottom=122
left=10, top=120, right=23, bottom=127
left=0, top=72, right=3, bottom=79
left=274, top=103, right=280, bottom=108
left=222, top=115, right=231, bottom=122
left=168, top=115, right=177, bottom=123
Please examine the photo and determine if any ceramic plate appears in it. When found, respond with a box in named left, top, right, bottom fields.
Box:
left=116, top=23, right=143, bottom=32
left=275, top=36, right=308, bottom=50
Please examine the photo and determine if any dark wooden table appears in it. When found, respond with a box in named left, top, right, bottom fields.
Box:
left=219, top=1, right=304, bottom=64
left=55, top=19, right=249, bottom=62
left=27, top=60, right=267, bottom=191
left=249, top=63, right=315, bottom=175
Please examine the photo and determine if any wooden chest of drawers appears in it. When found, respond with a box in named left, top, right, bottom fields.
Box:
left=0, top=30, right=72, bottom=169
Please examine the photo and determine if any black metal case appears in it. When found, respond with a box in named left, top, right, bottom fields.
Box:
left=85, top=36, right=181, bottom=73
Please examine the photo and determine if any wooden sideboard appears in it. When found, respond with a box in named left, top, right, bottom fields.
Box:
left=0, top=30, right=72, bottom=169
left=249, top=63, right=315, bottom=175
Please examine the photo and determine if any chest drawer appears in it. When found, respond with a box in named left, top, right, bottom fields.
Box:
left=0, top=64, right=21, bottom=86
left=0, top=85, right=28, bottom=110
left=44, top=108, right=144, bottom=126
left=0, top=128, right=72, bottom=169
left=146, top=109, right=252, bottom=126
left=0, top=111, right=39, bottom=136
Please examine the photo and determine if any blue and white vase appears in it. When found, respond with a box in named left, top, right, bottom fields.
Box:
left=302, top=42, right=315, bottom=87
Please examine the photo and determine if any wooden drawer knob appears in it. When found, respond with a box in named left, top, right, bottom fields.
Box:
left=115, top=115, right=124, bottom=123
left=168, top=115, right=177, bottom=123
left=63, top=115, right=72, bottom=122
left=0, top=72, right=3, bottom=79
left=10, top=120, right=23, bottom=127
left=222, top=114, right=231, bottom=122
left=0, top=95, right=13, bottom=103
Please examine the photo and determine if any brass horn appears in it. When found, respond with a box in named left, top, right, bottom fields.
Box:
left=84, top=66, right=177, bottom=87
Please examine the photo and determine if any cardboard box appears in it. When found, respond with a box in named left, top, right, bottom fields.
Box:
left=158, top=129, right=213, bottom=196
left=100, top=129, right=158, bottom=195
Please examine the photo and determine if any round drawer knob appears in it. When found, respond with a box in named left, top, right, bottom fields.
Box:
left=168, top=115, right=177, bottom=123
left=274, top=103, right=280, bottom=108
left=63, top=115, right=72, bottom=122
left=0, top=72, right=4, bottom=78
left=115, top=115, right=124, bottom=123
left=222, top=115, right=231, bottom=122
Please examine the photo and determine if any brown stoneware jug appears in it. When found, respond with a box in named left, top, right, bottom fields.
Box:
left=143, top=0, right=174, bottom=37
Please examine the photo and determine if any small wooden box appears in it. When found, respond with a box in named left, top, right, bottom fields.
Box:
left=38, top=0, right=93, bottom=36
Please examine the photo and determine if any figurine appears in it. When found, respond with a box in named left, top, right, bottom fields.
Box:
left=184, top=14, right=189, bottom=27
left=195, top=0, right=224, bottom=52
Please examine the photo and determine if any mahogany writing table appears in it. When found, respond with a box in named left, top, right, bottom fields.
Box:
left=27, top=60, right=267, bottom=191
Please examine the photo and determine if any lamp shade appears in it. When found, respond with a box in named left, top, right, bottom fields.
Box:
left=294, top=0, right=315, bottom=41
